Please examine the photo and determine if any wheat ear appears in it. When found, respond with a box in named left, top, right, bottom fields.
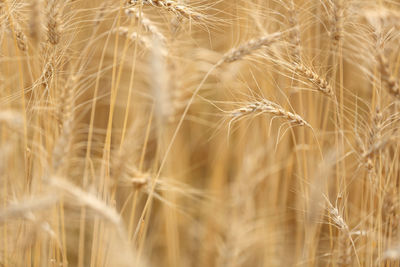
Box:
left=47, top=0, right=60, bottom=45
left=127, top=0, right=204, bottom=21
left=295, top=63, right=335, bottom=97
left=125, top=8, right=166, bottom=43
left=377, top=48, right=400, bottom=99
left=218, top=32, right=282, bottom=65
left=230, top=98, right=310, bottom=127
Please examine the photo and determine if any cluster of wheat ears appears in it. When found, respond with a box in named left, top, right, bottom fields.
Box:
left=0, top=0, right=399, bottom=266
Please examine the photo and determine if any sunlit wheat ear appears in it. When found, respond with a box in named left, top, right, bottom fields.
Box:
left=115, top=26, right=168, bottom=56
left=217, top=32, right=282, bottom=65
left=127, top=0, right=205, bottom=21
left=381, top=244, right=400, bottom=262
left=294, top=63, right=335, bottom=97
left=0, top=195, right=59, bottom=223
left=382, top=188, right=400, bottom=238
left=29, top=0, right=42, bottom=43
left=14, top=24, right=28, bottom=52
left=376, top=46, right=400, bottom=99
left=52, top=76, right=76, bottom=172
left=125, top=8, right=166, bottom=43
left=40, top=61, right=54, bottom=89
left=329, top=0, right=344, bottom=49
left=93, top=1, right=109, bottom=27
left=228, top=98, right=310, bottom=128
left=48, top=177, right=123, bottom=225
left=0, top=110, right=24, bottom=130
left=362, top=7, right=400, bottom=32
left=323, top=195, right=361, bottom=266
left=48, top=176, right=141, bottom=265
left=286, top=0, right=301, bottom=61
left=47, top=0, right=60, bottom=45
left=151, top=37, right=172, bottom=126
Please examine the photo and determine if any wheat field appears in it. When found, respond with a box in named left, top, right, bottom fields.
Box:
left=0, top=0, right=399, bottom=266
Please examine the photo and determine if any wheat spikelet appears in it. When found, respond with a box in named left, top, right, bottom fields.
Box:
left=14, top=24, right=27, bottom=52
left=115, top=26, right=152, bottom=48
left=41, top=61, right=54, bottom=89
left=94, top=1, right=109, bottom=27
left=362, top=7, right=400, bottom=32
left=376, top=48, right=400, bottom=99
left=52, top=76, right=76, bottom=172
left=323, top=196, right=361, bottom=266
left=29, top=0, right=42, bottom=42
left=382, top=189, right=400, bottom=238
left=151, top=37, right=172, bottom=126
left=219, top=32, right=282, bottom=65
left=295, top=63, right=335, bottom=97
left=286, top=0, right=301, bottom=61
left=47, top=0, right=60, bottom=45
left=230, top=98, right=310, bottom=127
left=329, top=0, right=344, bottom=48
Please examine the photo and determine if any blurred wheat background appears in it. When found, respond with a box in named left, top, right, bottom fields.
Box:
left=0, top=0, right=399, bottom=266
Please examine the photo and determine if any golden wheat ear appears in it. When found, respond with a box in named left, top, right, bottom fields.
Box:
left=218, top=32, right=282, bottom=65
left=46, top=0, right=61, bottom=45
left=127, top=0, right=205, bottom=22
left=229, top=98, right=310, bottom=128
